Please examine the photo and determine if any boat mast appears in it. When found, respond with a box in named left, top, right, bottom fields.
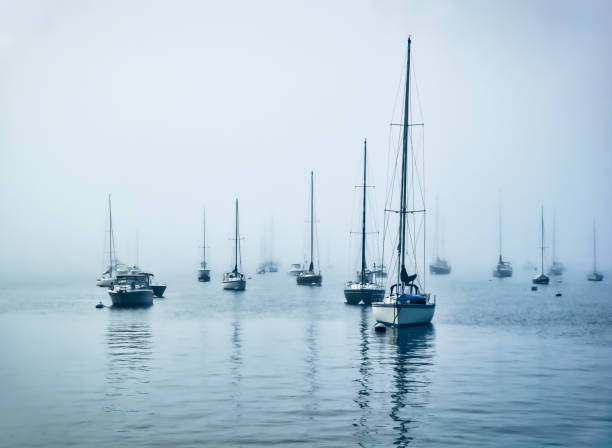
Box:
left=108, top=194, right=114, bottom=273
left=203, top=208, right=206, bottom=266
left=361, top=139, right=367, bottom=285
left=310, top=171, right=314, bottom=272
left=234, top=199, right=239, bottom=274
left=498, top=193, right=502, bottom=262
left=593, top=220, right=597, bottom=273
left=540, top=205, right=545, bottom=275
left=552, top=211, right=556, bottom=264
left=398, top=37, right=411, bottom=292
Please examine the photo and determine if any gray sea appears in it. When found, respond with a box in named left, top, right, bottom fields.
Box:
left=1, top=270, right=611, bottom=447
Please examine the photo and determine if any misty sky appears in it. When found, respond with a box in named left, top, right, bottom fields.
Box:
left=1, top=0, right=611, bottom=281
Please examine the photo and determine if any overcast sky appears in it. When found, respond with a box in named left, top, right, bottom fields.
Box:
left=1, top=0, right=611, bottom=281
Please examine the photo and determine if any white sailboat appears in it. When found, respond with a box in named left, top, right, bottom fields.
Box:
left=372, top=37, right=435, bottom=327
left=223, top=199, right=246, bottom=291
left=493, top=195, right=512, bottom=277
left=96, top=195, right=129, bottom=287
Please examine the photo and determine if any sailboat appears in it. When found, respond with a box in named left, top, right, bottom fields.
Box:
left=588, top=220, right=604, bottom=281
left=198, top=208, right=211, bottom=282
left=297, top=171, right=322, bottom=286
left=533, top=206, right=550, bottom=285
left=429, top=198, right=451, bottom=275
left=493, top=196, right=512, bottom=277
left=96, top=195, right=129, bottom=287
left=344, top=139, right=385, bottom=305
left=548, top=213, right=565, bottom=276
left=372, top=37, right=436, bottom=327
left=223, top=199, right=246, bottom=291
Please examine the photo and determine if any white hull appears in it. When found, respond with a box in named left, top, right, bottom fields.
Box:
left=96, top=277, right=113, bottom=287
left=372, top=302, right=435, bottom=326
left=223, top=279, right=246, bottom=291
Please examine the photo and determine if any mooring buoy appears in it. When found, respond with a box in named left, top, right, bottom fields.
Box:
left=531, top=286, right=538, bottom=291
left=555, top=292, right=562, bottom=297
left=374, top=323, right=387, bottom=332
left=95, top=302, right=104, bottom=309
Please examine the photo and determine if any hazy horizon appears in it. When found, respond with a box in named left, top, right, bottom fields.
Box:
left=2, top=0, right=611, bottom=282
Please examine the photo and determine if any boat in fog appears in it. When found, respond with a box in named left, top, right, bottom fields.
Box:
left=108, top=273, right=154, bottom=307
left=198, top=208, right=211, bottom=282
left=548, top=213, right=565, bottom=276
left=372, top=37, right=435, bottom=327
left=588, top=220, right=604, bottom=282
left=493, top=196, right=512, bottom=277
left=223, top=199, right=246, bottom=291
left=429, top=199, right=451, bottom=275
left=297, top=171, right=322, bottom=286
left=288, top=263, right=304, bottom=275
left=143, top=273, right=167, bottom=297
left=96, top=195, right=129, bottom=287
left=533, top=206, right=550, bottom=285
left=344, top=139, right=384, bottom=305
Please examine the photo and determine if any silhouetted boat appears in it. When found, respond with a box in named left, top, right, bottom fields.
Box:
left=143, top=273, right=166, bottom=297
left=223, top=199, right=246, bottom=291
left=588, top=220, right=604, bottom=282
left=198, top=209, right=211, bottom=282
left=372, top=37, right=435, bottom=326
left=533, top=206, right=549, bottom=285
left=344, top=139, right=385, bottom=305
left=297, top=171, right=322, bottom=286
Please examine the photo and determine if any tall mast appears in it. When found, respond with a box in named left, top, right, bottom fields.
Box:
left=108, top=194, right=114, bottom=273
left=203, top=208, right=206, bottom=265
left=234, top=199, right=238, bottom=274
left=361, top=139, right=367, bottom=285
left=593, top=220, right=597, bottom=272
left=310, top=171, right=314, bottom=272
left=398, top=37, right=411, bottom=291
left=540, top=205, right=545, bottom=274
left=498, top=192, right=502, bottom=262
left=552, top=211, right=556, bottom=263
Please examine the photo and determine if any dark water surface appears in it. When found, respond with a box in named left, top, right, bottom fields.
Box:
left=1, top=271, right=611, bottom=447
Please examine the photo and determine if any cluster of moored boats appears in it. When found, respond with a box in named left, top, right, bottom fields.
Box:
left=95, top=38, right=605, bottom=327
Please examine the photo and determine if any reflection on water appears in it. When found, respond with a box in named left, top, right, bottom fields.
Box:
left=105, top=309, right=153, bottom=413
left=230, top=316, right=242, bottom=416
left=354, top=307, right=373, bottom=447
left=390, top=324, right=435, bottom=447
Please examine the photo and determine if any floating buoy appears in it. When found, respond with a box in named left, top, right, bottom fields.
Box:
left=95, top=301, right=104, bottom=309
left=531, top=286, right=538, bottom=291
left=555, top=292, right=562, bottom=297
left=374, top=323, right=387, bottom=332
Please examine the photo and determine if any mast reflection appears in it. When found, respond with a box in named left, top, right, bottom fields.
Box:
left=354, top=306, right=373, bottom=446
left=389, top=324, right=435, bottom=447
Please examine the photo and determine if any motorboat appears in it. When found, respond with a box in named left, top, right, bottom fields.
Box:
left=108, top=273, right=154, bottom=307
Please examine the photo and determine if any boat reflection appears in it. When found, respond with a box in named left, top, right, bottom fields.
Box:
left=353, top=306, right=374, bottom=445
left=105, top=309, right=153, bottom=411
left=389, top=324, right=435, bottom=447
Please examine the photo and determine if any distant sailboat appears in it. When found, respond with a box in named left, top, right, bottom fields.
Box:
left=533, top=206, right=550, bottom=285
left=429, top=199, right=451, bottom=275
left=588, top=220, right=604, bottom=282
left=372, top=37, right=436, bottom=327
left=548, top=212, right=565, bottom=276
left=198, top=209, right=211, bottom=282
left=96, top=194, right=129, bottom=287
left=297, top=171, right=322, bottom=286
left=223, top=199, right=246, bottom=291
left=344, top=139, right=385, bottom=305
left=493, top=195, right=512, bottom=278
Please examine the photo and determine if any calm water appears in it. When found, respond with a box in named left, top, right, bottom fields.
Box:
left=1, top=270, right=611, bottom=447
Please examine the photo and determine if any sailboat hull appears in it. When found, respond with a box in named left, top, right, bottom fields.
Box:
left=493, top=268, right=513, bottom=278
left=198, top=269, right=211, bottom=282
left=532, top=274, right=550, bottom=285
left=223, top=279, right=246, bottom=291
left=296, top=272, right=322, bottom=286
left=372, top=302, right=435, bottom=326
left=588, top=272, right=603, bottom=282
left=151, top=285, right=166, bottom=297
left=343, top=287, right=385, bottom=305
left=429, top=265, right=451, bottom=275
